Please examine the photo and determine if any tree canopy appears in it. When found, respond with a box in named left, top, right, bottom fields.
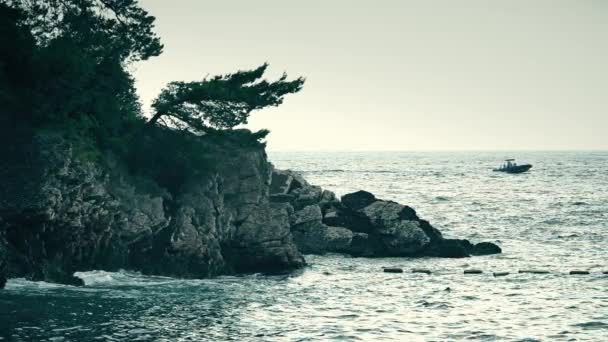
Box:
left=149, top=63, right=305, bottom=132
left=0, top=1, right=145, bottom=156
left=2, top=0, right=163, bottom=62
left=1, top=0, right=306, bottom=193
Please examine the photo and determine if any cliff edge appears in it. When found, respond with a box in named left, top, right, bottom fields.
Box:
left=0, top=132, right=304, bottom=287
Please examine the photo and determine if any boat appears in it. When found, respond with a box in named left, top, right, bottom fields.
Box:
left=493, top=159, right=532, bottom=174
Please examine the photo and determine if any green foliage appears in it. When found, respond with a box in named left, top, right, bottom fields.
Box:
left=0, top=2, right=146, bottom=160
left=126, top=126, right=217, bottom=194
left=149, top=63, right=305, bottom=132
left=0, top=4, right=36, bottom=118
left=0, top=1, right=305, bottom=195
left=2, top=0, right=163, bottom=62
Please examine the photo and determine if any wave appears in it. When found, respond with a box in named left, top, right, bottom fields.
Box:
left=73, top=270, right=184, bottom=287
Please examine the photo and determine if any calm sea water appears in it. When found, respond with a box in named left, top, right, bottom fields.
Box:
left=1, top=151, right=607, bottom=341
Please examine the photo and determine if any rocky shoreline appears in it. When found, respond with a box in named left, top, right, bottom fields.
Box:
left=271, top=169, right=500, bottom=259
left=0, top=133, right=500, bottom=288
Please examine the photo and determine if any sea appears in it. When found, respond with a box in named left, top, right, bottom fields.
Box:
left=1, top=151, right=607, bottom=341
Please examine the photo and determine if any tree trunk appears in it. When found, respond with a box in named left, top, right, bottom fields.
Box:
left=147, top=111, right=164, bottom=126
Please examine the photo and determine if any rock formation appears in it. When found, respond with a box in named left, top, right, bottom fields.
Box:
left=0, top=132, right=303, bottom=287
left=270, top=169, right=501, bottom=258
left=0, top=133, right=501, bottom=289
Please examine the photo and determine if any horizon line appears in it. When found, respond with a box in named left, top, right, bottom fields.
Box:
left=267, top=149, right=608, bottom=153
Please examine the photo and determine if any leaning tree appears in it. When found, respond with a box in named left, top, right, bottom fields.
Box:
left=148, top=63, right=305, bottom=133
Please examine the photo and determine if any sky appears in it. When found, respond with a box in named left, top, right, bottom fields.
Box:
left=134, top=0, right=608, bottom=151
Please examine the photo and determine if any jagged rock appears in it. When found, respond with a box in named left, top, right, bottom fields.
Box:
left=358, top=201, right=429, bottom=255
left=270, top=170, right=293, bottom=195
left=292, top=204, right=323, bottom=227
left=324, top=226, right=353, bottom=251
left=341, top=190, right=376, bottom=210
left=291, top=223, right=352, bottom=255
left=290, top=205, right=352, bottom=254
left=0, top=132, right=304, bottom=288
left=322, top=209, right=373, bottom=233
left=320, top=190, right=338, bottom=204
left=291, top=185, right=323, bottom=210
left=0, top=133, right=502, bottom=289
left=270, top=174, right=502, bottom=258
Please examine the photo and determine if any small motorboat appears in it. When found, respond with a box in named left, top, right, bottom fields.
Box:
left=493, top=159, right=532, bottom=174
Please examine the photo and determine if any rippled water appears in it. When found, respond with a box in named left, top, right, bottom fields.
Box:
left=2, top=151, right=608, bottom=341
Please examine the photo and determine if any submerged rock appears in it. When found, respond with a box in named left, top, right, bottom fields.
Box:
left=569, top=270, right=590, bottom=275
left=412, top=268, right=432, bottom=275
left=471, top=242, right=502, bottom=256
left=464, top=269, right=483, bottom=274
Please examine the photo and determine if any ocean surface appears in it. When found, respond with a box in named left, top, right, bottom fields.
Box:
left=2, top=151, right=608, bottom=341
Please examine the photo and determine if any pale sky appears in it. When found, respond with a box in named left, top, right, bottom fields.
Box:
left=134, top=0, right=608, bottom=151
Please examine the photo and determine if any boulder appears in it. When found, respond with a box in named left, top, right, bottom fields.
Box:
left=358, top=201, right=430, bottom=256
left=471, top=242, right=502, bottom=256
left=290, top=205, right=353, bottom=254
left=324, top=226, right=353, bottom=252
left=423, top=239, right=471, bottom=258
left=292, top=204, right=323, bottom=227
left=341, top=190, right=376, bottom=210
left=291, top=223, right=353, bottom=255
left=269, top=171, right=502, bottom=260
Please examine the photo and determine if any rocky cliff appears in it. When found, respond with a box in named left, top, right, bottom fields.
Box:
left=0, top=132, right=304, bottom=287
left=0, top=133, right=501, bottom=289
